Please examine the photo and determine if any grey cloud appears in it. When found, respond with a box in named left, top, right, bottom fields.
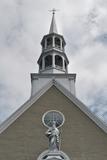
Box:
left=95, top=33, right=107, bottom=44
left=0, top=0, right=107, bottom=124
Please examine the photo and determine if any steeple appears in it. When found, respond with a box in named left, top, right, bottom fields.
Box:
left=37, top=11, right=69, bottom=74
left=49, top=9, right=58, bottom=34
left=31, top=12, right=76, bottom=97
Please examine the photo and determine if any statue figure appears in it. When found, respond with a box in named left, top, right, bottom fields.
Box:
left=45, top=121, right=60, bottom=151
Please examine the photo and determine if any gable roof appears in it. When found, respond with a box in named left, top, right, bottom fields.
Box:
left=0, top=79, right=107, bottom=134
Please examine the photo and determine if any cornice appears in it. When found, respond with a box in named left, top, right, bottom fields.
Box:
left=31, top=73, right=76, bottom=82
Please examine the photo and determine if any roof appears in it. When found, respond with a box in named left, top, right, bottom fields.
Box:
left=0, top=79, right=107, bottom=134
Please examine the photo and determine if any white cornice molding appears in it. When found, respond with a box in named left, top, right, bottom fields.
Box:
left=31, top=73, right=76, bottom=81
left=0, top=79, right=107, bottom=134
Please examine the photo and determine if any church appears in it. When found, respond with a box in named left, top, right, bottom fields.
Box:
left=0, top=10, right=107, bottom=160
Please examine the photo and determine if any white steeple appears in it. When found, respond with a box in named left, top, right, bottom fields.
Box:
left=37, top=11, right=69, bottom=74
left=30, top=12, right=76, bottom=97
left=49, top=9, right=58, bottom=34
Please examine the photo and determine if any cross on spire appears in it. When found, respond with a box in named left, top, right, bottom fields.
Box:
left=49, top=8, right=58, bottom=15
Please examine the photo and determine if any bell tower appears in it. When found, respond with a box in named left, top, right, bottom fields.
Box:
left=38, top=10, right=69, bottom=74
left=31, top=11, right=76, bottom=97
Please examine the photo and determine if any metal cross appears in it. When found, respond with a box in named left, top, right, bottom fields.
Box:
left=49, top=8, right=59, bottom=15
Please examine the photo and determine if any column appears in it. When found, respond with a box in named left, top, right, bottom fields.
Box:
left=60, top=38, right=63, bottom=50
left=53, top=54, right=55, bottom=68
left=42, top=57, right=45, bottom=70
left=53, top=36, right=55, bottom=48
left=62, top=57, right=65, bottom=71
left=45, top=39, right=47, bottom=49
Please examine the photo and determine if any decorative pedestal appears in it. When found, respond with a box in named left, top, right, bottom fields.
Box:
left=37, top=150, right=71, bottom=160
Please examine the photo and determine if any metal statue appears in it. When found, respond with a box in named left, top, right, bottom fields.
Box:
left=42, top=110, right=65, bottom=151
left=46, top=121, right=60, bottom=151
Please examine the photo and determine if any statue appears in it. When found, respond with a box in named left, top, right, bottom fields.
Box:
left=38, top=111, right=71, bottom=160
left=45, top=121, right=60, bottom=151
left=42, top=110, right=65, bottom=151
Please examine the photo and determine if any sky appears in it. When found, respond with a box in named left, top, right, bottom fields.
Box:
left=0, top=0, right=107, bottom=124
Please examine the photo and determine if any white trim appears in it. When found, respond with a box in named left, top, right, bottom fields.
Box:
left=31, top=73, right=76, bottom=81
left=0, top=80, right=53, bottom=134
left=0, top=79, right=107, bottom=134
left=54, top=80, right=107, bottom=133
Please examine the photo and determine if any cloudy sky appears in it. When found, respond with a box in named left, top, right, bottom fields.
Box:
left=0, top=0, right=107, bottom=124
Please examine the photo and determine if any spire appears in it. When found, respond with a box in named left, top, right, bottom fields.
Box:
left=49, top=9, right=58, bottom=34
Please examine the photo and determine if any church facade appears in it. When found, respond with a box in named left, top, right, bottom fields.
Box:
left=0, top=11, right=107, bottom=160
